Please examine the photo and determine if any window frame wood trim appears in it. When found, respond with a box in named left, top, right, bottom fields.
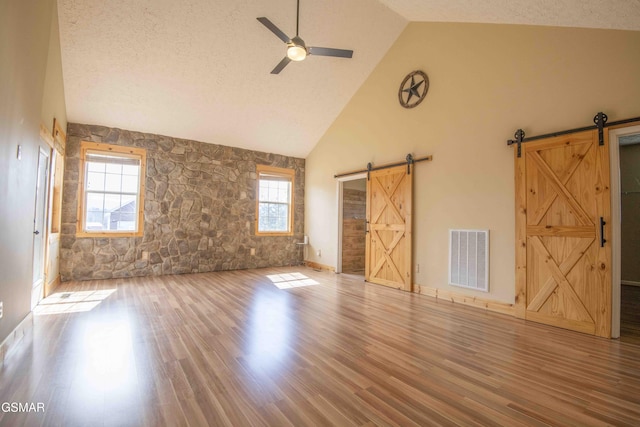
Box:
left=76, top=141, right=146, bottom=238
left=255, top=164, right=295, bottom=236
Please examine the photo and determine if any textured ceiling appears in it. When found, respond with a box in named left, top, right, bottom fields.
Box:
left=58, top=0, right=406, bottom=158
left=378, top=0, right=640, bottom=30
left=58, top=1, right=640, bottom=158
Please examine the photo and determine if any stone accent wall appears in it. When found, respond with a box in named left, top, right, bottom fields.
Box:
left=342, top=188, right=366, bottom=273
left=60, top=123, right=304, bottom=281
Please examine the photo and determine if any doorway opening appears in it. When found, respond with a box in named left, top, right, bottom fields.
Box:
left=610, top=125, right=640, bottom=343
left=336, top=173, right=367, bottom=277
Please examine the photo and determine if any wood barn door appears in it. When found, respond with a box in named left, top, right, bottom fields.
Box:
left=515, top=129, right=611, bottom=337
left=365, top=165, right=412, bottom=291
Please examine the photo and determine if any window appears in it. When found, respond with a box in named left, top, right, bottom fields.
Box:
left=77, top=141, right=146, bottom=237
left=256, top=165, right=295, bottom=235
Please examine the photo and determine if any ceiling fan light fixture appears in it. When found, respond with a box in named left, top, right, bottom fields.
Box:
left=287, top=44, right=307, bottom=61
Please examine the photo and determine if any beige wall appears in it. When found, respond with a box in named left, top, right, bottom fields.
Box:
left=0, top=0, right=66, bottom=342
left=305, top=22, right=640, bottom=304
left=620, top=143, right=640, bottom=283
left=41, top=2, right=67, bottom=134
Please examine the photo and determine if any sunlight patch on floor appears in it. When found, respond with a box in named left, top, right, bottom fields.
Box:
left=266, top=272, right=319, bottom=289
left=34, top=289, right=116, bottom=315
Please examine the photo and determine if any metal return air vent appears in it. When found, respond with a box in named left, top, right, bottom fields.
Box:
left=449, top=229, right=489, bottom=292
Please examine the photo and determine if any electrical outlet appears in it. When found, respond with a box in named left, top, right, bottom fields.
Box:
left=0, top=301, right=3, bottom=319
left=316, top=249, right=321, bottom=257
left=416, top=264, right=420, bottom=273
left=250, top=248, right=256, bottom=256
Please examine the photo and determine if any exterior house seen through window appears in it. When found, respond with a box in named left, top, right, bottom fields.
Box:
left=256, top=165, right=295, bottom=235
left=77, top=141, right=146, bottom=237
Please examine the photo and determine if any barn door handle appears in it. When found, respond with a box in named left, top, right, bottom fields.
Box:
left=365, top=220, right=369, bottom=234
left=599, top=217, right=606, bottom=247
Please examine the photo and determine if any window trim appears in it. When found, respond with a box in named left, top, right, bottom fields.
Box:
left=255, top=165, right=295, bottom=236
left=76, top=141, right=146, bottom=238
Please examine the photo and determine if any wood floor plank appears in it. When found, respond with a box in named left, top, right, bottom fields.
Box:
left=1, top=267, right=640, bottom=426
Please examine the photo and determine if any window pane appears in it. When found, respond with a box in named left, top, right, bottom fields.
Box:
left=104, top=194, right=121, bottom=213
left=114, top=195, right=137, bottom=231
left=278, top=187, right=289, bottom=203
left=258, top=202, right=269, bottom=231
left=268, top=216, right=278, bottom=230
left=117, top=221, right=136, bottom=231
left=278, top=203, right=288, bottom=218
left=86, top=193, right=105, bottom=231
left=122, top=164, right=139, bottom=176
left=86, top=171, right=105, bottom=191
left=277, top=216, right=287, bottom=231
left=259, top=203, right=268, bottom=217
left=88, top=161, right=106, bottom=173
left=105, top=173, right=122, bottom=192
left=122, top=175, right=138, bottom=193
left=259, top=182, right=268, bottom=202
left=120, top=195, right=137, bottom=215
left=106, top=163, right=122, bottom=174
left=264, top=182, right=272, bottom=202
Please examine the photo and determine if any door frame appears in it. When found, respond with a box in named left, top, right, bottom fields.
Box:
left=32, top=143, right=52, bottom=308
left=609, top=124, right=640, bottom=339
left=336, top=173, right=367, bottom=274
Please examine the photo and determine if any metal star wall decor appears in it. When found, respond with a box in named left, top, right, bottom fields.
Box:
left=398, top=70, right=429, bottom=109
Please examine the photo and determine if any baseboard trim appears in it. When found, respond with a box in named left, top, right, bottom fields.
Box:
left=414, top=284, right=515, bottom=316
left=305, top=261, right=336, bottom=272
left=0, top=312, right=34, bottom=364
left=622, top=280, right=640, bottom=287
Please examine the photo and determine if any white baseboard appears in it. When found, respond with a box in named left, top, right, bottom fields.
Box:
left=622, top=280, right=640, bottom=287
left=0, top=312, right=34, bottom=364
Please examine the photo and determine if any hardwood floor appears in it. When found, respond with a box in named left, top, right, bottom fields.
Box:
left=621, top=284, right=640, bottom=345
left=1, top=267, right=640, bottom=426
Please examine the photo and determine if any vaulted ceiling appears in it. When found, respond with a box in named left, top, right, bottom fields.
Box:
left=58, top=0, right=640, bottom=158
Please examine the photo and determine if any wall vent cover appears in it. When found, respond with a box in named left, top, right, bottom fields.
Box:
left=449, top=229, right=489, bottom=292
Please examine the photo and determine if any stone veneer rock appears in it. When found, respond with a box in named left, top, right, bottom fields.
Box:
left=60, top=123, right=305, bottom=281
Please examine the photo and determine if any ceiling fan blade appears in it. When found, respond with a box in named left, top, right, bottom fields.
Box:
left=257, top=17, right=291, bottom=43
left=308, top=46, right=353, bottom=58
left=271, top=57, right=291, bottom=74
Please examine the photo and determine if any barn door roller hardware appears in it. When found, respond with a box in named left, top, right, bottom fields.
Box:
left=507, top=112, right=640, bottom=157
left=594, top=112, right=607, bottom=146
left=406, top=154, right=414, bottom=175
left=334, top=154, right=432, bottom=180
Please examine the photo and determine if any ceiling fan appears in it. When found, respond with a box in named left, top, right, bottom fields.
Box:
left=257, top=0, right=354, bottom=74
